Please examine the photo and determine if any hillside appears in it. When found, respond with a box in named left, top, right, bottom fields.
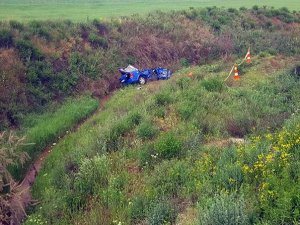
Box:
left=1, top=6, right=300, bottom=129
left=26, top=56, right=300, bottom=225
left=1, top=6, right=300, bottom=225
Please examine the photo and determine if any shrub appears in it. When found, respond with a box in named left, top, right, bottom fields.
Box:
left=197, top=192, right=249, bottom=225
left=155, top=92, right=172, bottom=106
left=139, top=143, right=158, bottom=167
left=176, top=101, right=196, bottom=120
left=105, top=114, right=138, bottom=151
left=228, top=8, right=238, bottom=14
left=74, top=155, right=109, bottom=195
left=146, top=200, right=177, bottom=225
left=129, top=195, right=148, bottom=222
left=15, top=39, right=43, bottom=62
left=92, top=19, right=109, bottom=35
left=52, top=71, right=79, bottom=95
left=226, top=117, right=256, bottom=137
left=154, top=132, right=182, bottom=159
left=0, top=30, right=13, bottom=48
left=180, top=58, right=190, bottom=67
left=201, top=78, right=224, bottom=92
left=127, top=110, right=142, bottom=126
left=88, top=33, right=108, bottom=49
left=35, top=27, right=52, bottom=41
left=149, top=160, right=192, bottom=197
left=26, top=61, right=54, bottom=105
left=136, top=121, right=159, bottom=140
left=176, top=77, right=190, bottom=90
left=152, top=106, right=166, bottom=118
left=9, top=20, right=24, bottom=30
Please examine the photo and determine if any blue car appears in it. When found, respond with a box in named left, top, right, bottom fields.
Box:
left=119, top=65, right=172, bottom=85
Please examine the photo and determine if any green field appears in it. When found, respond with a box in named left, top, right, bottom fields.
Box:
left=0, top=0, right=299, bottom=21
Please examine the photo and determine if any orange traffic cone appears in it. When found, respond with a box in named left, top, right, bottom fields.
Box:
left=233, top=64, right=240, bottom=80
left=246, top=47, right=251, bottom=64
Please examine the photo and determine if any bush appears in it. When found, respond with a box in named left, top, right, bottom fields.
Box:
left=176, top=77, right=190, bottom=90
left=146, top=200, right=177, bottom=225
left=176, top=99, right=197, bottom=120
left=26, top=61, right=54, bottom=105
left=129, top=195, right=148, bottom=222
left=201, top=78, right=223, bottom=92
left=155, top=92, right=172, bottom=106
left=149, top=160, right=192, bottom=197
left=88, top=33, right=108, bottom=49
left=197, top=192, right=249, bottom=225
left=0, top=30, right=13, bottom=48
left=127, top=110, right=142, bottom=126
left=154, top=132, right=182, bottom=159
left=74, top=155, right=109, bottom=195
left=136, top=121, right=159, bottom=140
left=180, top=58, right=190, bottom=67
left=105, top=114, right=138, bottom=151
left=226, top=117, right=256, bottom=137
left=15, top=39, right=43, bottom=62
left=9, top=20, right=24, bottom=30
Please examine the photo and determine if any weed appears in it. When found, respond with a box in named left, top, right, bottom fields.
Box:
left=15, top=39, right=43, bottom=62
left=154, top=132, right=182, bottom=160
left=146, top=200, right=177, bottom=225
left=155, top=92, right=172, bottom=106
left=197, top=192, right=250, bottom=225
left=201, top=78, right=224, bottom=92
left=88, top=33, right=108, bottom=49
left=136, top=121, right=159, bottom=140
left=0, top=30, right=13, bottom=48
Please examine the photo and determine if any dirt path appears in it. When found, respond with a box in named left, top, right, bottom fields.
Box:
left=12, top=94, right=111, bottom=225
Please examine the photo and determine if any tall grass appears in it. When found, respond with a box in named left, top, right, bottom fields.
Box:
left=11, top=95, right=99, bottom=180
left=23, top=57, right=300, bottom=225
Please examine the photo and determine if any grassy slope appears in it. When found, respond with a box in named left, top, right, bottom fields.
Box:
left=11, top=95, right=99, bottom=180
left=0, top=0, right=299, bottom=21
left=27, top=55, right=300, bottom=224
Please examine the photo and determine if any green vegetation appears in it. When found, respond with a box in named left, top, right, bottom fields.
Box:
left=0, top=6, right=300, bottom=225
left=1, top=7, right=299, bottom=129
left=0, top=0, right=300, bottom=21
left=24, top=57, right=300, bottom=224
left=12, top=95, right=99, bottom=180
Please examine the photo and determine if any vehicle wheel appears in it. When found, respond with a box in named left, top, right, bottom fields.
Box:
left=138, top=76, right=147, bottom=85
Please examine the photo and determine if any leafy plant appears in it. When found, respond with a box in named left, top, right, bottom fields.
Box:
left=197, top=192, right=249, bottom=225
left=15, top=39, right=43, bottom=62
left=0, top=30, right=13, bottom=48
left=136, top=121, right=159, bottom=140
left=154, top=132, right=182, bottom=160
left=201, top=78, right=224, bottom=92
left=146, top=200, right=177, bottom=225
left=88, top=33, right=108, bottom=49
left=74, top=155, right=109, bottom=195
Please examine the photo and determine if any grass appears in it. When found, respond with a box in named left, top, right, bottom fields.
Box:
left=11, top=95, right=99, bottom=180
left=25, top=55, right=300, bottom=225
left=0, top=0, right=299, bottom=21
